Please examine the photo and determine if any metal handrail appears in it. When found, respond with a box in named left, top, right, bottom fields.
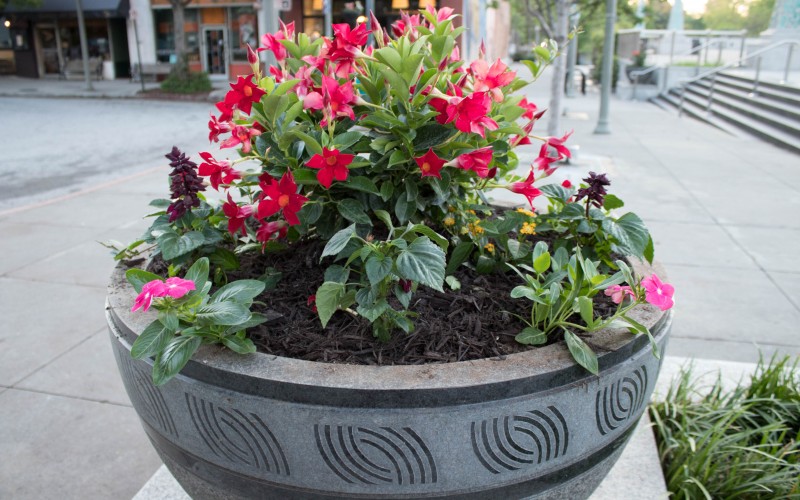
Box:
left=629, top=37, right=732, bottom=100
left=675, top=39, right=799, bottom=116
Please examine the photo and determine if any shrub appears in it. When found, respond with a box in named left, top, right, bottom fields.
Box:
left=160, top=70, right=213, bottom=94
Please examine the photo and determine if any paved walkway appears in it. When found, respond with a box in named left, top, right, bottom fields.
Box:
left=0, top=72, right=798, bottom=499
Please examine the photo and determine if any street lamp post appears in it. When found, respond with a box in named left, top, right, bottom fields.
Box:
left=594, top=0, right=617, bottom=135
left=565, top=5, right=580, bottom=98
left=130, top=9, right=145, bottom=93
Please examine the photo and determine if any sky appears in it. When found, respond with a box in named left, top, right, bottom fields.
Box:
left=674, top=0, right=708, bottom=16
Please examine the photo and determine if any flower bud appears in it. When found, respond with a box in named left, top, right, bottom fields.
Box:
left=247, top=44, right=258, bottom=65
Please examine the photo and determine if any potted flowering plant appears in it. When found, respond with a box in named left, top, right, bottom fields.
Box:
left=106, top=8, right=674, bottom=499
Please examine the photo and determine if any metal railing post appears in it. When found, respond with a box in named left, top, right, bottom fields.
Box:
left=738, top=34, right=746, bottom=67
left=703, top=33, right=710, bottom=65
left=696, top=45, right=702, bottom=76
left=783, top=43, right=794, bottom=84
left=678, top=86, right=685, bottom=117
left=752, top=56, right=761, bottom=96
left=706, top=73, right=715, bottom=113
left=670, top=31, right=676, bottom=65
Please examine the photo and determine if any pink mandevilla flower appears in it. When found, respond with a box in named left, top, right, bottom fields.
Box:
left=131, top=280, right=168, bottom=312
left=445, top=92, right=498, bottom=138
left=164, top=277, right=196, bottom=298
left=604, top=285, right=634, bottom=305
left=470, top=59, right=516, bottom=101
left=507, top=171, right=543, bottom=209
left=641, top=274, right=675, bottom=311
left=454, top=147, right=493, bottom=178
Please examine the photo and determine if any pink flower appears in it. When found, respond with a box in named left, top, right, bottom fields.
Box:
left=303, top=75, right=358, bottom=127
left=256, top=220, right=288, bottom=246
left=220, top=124, right=261, bottom=154
left=198, top=152, right=240, bottom=190
left=259, top=20, right=294, bottom=62
left=470, top=59, right=516, bottom=101
left=642, top=274, right=675, bottom=311
left=131, top=280, right=168, bottom=312
left=561, top=180, right=572, bottom=188
left=604, top=285, right=634, bottom=304
left=208, top=114, right=232, bottom=143
left=454, top=147, right=493, bottom=178
left=546, top=131, right=573, bottom=159
left=507, top=170, right=542, bottom=209
left=164, top=277, right=196, bottom=298
left=445, top=92, right=498, bottom=138
left=427, top=5, right=455, bottom=22
left=533, top=143, right=561, bottom=177
left=518, top=97, right=543, bottom=121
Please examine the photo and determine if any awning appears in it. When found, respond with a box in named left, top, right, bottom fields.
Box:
left=4, top=0, right=130, bottom=18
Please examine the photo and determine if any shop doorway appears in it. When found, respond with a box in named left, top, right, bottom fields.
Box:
left=202, top=27, right=226, bottom=77
left=34, top=25, right=61, bottom=77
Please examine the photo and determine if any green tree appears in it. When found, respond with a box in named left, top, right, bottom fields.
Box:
left=743, top=0, right=775, bottom=35
left=703, top=0, right=746, bottom=30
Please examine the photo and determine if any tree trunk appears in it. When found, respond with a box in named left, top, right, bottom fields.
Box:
left=547, top=0, right=570, bottom=136
left=171, top=0, right=190, bottom=76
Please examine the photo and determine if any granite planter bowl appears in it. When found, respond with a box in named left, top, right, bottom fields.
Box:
left=107, top=260, right=672, bottom=499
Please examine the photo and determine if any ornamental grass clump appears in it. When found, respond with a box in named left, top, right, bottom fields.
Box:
left=111, top=8, right=674, bottom=385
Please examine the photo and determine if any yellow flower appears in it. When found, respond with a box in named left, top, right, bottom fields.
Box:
left=516, top=208, right=535, bottom=217
left=520, top=222, right=537, bottom=235
left=468, top=221, right=485, bottom=236
left=447, top=206, right=456, bottom=212
left=460, top=226, right=469, bottom=235
left=443, top=216, right=456, bottom=227
left=484, top=243, right=495, bottom=253
left=467, top=209, right=476, bottom=215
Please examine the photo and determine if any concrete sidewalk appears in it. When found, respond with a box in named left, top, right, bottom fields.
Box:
left=0, top=71, right=799, bottom=499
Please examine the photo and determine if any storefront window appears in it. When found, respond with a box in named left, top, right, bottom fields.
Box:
left=228, top=7, right=258, bottom=62
left=289, top=0, right=437, bottom=39
left=153, top=9, right=200, bottom=64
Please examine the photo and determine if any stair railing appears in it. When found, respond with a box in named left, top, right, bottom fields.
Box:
left=630, top=36, right=742, bottom=100
left=675, top=39, right=800, bottom=117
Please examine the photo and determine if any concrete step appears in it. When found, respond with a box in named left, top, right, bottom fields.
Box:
left=683, top=84, right=800, bottom=136
left=717, top=71, right=800, bottom=100
left=693, top=79, right=800, bottom=122
left=655, top=90, right=800, bottom=154
left=651, top=93, right=742, bottom=137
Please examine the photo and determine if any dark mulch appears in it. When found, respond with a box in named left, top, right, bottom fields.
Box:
left=149, top=237, right=619, bottom=365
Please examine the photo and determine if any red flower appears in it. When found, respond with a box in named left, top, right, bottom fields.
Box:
left=307, top=295, right=318, bottom=313
left=454, top=147, right=493, bottom=178
left=428, top=85, right=462, bottom=125
left=223, top=75, right=266, bottom=115
left=215, top=100, right=234, bottom=122
left=198, top=152, right=240, bottom=190
left=306, top=148, right=355, bottom=188
left=470, top=59, right=516, bottom=101
left=222, top=193, right=253, bottom=235
left=220, top=124, right=261, bottom=154
left=427, top=5, right=455, bottom=22
left=257, top=172, right=308, bottom=226
left=414, top=149, right=446, bottom=178
left=533, top=144, right=561, bottom=177
left=323, top=23, right=370, bottom=78
left=208, top=114, right=232, bottom=143
left=303, top=75, right=357, bottom=127
left=256, top=220, right=288, bottom=245
left=446, top=92, right=498, bottom=138
left=259, top=20, right=294, bottom=62
left=292, top=65, right=315, bottom=98
left=546, top=131, right=573, bottom=159
left=268, top=65, right=288, bottom=82
left=508, top=170, right=543, bottom=209
left=518, top=97, right=544, bottom=121
left=391, top=13, right=422, bottom=38
left=247, top=44, right=258, bottom=65
left=562, top=179, right=573, bottom=188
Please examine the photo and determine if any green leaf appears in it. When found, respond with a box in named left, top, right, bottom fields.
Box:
left=644, top=235, right=655, bottom=264
left=622, top=315, right=661, bottom=358
left=321, top=224, right=356, bottom=260
left=196, top=302, right=252, bottom=325
left=210, top=280, right=266, bottom=303
left=344, top=176, right=380, bottom=195
left=365, top=255, right=393, bottom=285
left=159, top=310, right=179, bottom=331
left=516, top=327, right=547, bottom=345
left=603, top=194, right=625, bottom=210
left=221, top=335, right=257, bottom=355
left=374, top=46, right=404, bottom=72
left=511, top=285, right=547, bottom=304
left=331, top=131, right=365, bottom=150
left=578, top=297, right=594, bottom=327
left=373, top=209, right=394, bottom=231
left=533, top=252, right=551, bottom=274
left=257, top=267, right=282, bottom=291
left=412, top=123, right=456, bottom=152
left=409, top=224, right=448, bottom=250
left=126, top=269, right=163, bottom=293
left=316, top=281, right=345, bottom=328
left=540, top=184, right=573, bottom=203
left=564, top=331, right=599, bottom=375
left=475, top=255, right=496, bottom=274
left=357, top=299, right=390, bottom=322
left=159, top=231, right=205, bottom=260
left=224, top=313, right=270, bottom=333
left=446, top=241, right=473, bottom=275
left=338, top=199, right=372, bottom=225
left=152, top=335, right=201, bottom=386
left=184, top=257, right=210, bottom=292
left=603, top=213, right=650, bottom=259
left=445, top=276, right=461, bottom=290
left=131, top=320, right=173, bottom=359
left=380, top=182, right=394, bottom=202
left=395, top=237, right=446, bottom=291
left=395, top=195, right=414, bottom=223
left=378, top=66, right=410, bottom=104
left=209, top=248, right=240, bottom=271
left=289, top=130, right=323, bottom=156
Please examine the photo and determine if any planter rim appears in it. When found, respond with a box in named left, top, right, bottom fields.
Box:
left=107, top=258, right=671, bottom=405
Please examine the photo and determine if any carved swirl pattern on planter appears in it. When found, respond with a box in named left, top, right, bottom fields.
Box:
left=471, top=406, right=570, bottom=474
left=185, top=394, right=290, bottom=476
left=314, top=424, right=438, bottom=485
left=595, top=365, right=649, bottom=436
left=121, top=357, right=178, bottom=438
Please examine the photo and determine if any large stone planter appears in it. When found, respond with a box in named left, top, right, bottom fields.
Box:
left=107, top=260, right=672, bottom=499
